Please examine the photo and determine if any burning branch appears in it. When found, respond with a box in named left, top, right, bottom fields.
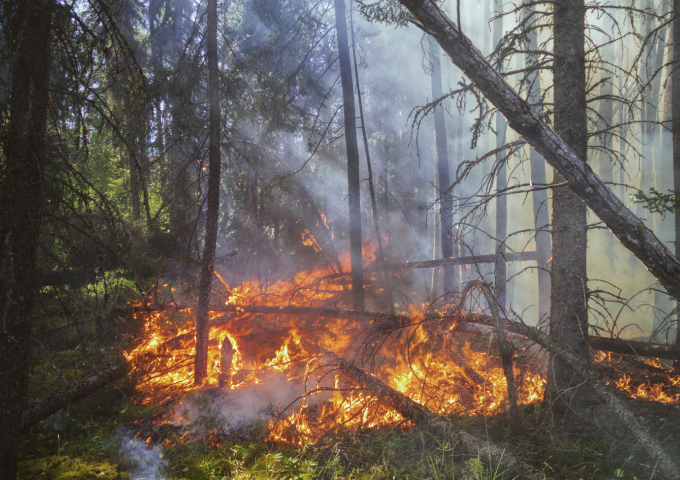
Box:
left=133, top=305, right=680, bottom=360
left=298, top=339, right=546, bottom=479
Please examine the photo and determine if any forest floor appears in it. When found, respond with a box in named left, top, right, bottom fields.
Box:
left=17, top=373, right=680, bottom=480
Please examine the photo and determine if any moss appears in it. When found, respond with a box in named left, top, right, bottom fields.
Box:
left=18, top=455, right=124, bottom=480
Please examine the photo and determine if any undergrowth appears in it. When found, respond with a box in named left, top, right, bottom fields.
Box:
left=17, top=388, right=649, bottom=480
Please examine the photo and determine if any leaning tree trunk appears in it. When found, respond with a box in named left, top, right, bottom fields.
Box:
left=524, top=0, right=552, bottom=323
left=429, top=37, right=457, bottom=295
left=194, top=0, right=222, bottom=385
left=0, top=2, right=53, bottom=479
left=394, top=0, right=680, bottom=304
left=334, top=0, right=364, bottom=311
left=549, top=0, right=591, bottom=400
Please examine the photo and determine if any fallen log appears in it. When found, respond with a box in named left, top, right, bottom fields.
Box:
left=148, top=305, right=680, bottom=361
left=319, top=251, right=539, bottom=280
left=456, top=313, right=680, bottom=361
left=299, top=339, right=546, bottom=479
left=587, top=336, right=678, bottom=360
left=132, top=305, right=680, bottom=360
left=20, top=363, right=130, bottom=433
left=132, top=304, right=413, bottom=330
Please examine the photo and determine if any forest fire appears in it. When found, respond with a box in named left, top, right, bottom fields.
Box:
left=125, top=251, right=680, bottom=448
left=125, top=249, right=553, bottom=445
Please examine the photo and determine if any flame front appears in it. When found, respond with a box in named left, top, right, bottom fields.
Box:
left=126, top=251, right=675, bottom=445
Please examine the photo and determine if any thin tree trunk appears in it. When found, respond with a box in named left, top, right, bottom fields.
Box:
left=194, top=0, right=222, bottom=385
left=0, top=2, right=53, bottom=478
left=429, top=37, right=457, bottom=295
left=524, top=1, right=552, bottom=323
left=334, top=0, right=364, bottom=311
left=396, top=0, right=680, bottom=303
left=350, top=10, right=394, bottom=311
left=673, top=0, right=680, bottom=348
left=549, top=0, right=590, bottom=400
left=493, top=0, right=508, bottom=310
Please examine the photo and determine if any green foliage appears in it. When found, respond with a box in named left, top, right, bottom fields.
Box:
left=18, top=455, right=123, bottom=480
left=630, top=188, right=677, bottom=219
left=356, top=0, right=413, bottom=27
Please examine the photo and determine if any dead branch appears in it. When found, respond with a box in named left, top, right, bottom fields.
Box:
left=398, top=0, right=680, bottom=303
left=20, top=363, right=130, bottom=433
left=319, top=251, right=539, bottom=281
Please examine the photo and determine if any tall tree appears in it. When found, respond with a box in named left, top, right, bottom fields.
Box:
left=194, top=0, right=222, bottom=384
left=493, top=0, right=508, bottom=309
left=524, top=1, right=552, bottom=324
left=334, top=0, right=364, bottom=311
left=0, top=1, right=54, bottom=478
left=673, top=0, right=680, bottom=347
left=429, top=37, right=457, bottom=296
left=549, top=0, right=590, bottom=398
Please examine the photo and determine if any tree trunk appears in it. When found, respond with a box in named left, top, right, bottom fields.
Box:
left=396, top=0, right=680, bottom=303
left=524, top=1, right=552, bottom=323
left=429, top=38, right=457, bottom=296
left=194, top=0, right=222, bottom=385
left=549, top=0, right=590, bottom=399
left=493, top=0, right=508, bottom=310
left=334, top=0, right=364, bottom=311
left=673, top=0, right=680, bottom=346
left=0, top=2, right=53, bottom=478
left=351, top=13, right=394, bottom=311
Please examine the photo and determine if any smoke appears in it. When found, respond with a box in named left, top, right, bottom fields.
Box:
left=171, top=371, right=327, bottom=432
left=116, top=429, right=167, bottom=480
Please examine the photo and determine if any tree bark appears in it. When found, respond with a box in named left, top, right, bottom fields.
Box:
left=194, top=0, right=222, bottom=385
left=0, top=2, right=53, bottom=478
left=549, top=0, right=590, bottom=399
left=396, top=0, right=680, bottom=304
left=493, top=0, right=508, bottom=310
left=350, top=13, right=394, bottom=311
left=429, top=37, right=457, bottom=295
left=507, top=321, right=680, bottom=479
left=334, top=0, right=364, bottom=311
left=673, top=0, right=680, bottom=347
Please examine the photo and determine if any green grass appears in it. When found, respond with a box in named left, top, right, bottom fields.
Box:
left=19, top=390, right=646, bottom=480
